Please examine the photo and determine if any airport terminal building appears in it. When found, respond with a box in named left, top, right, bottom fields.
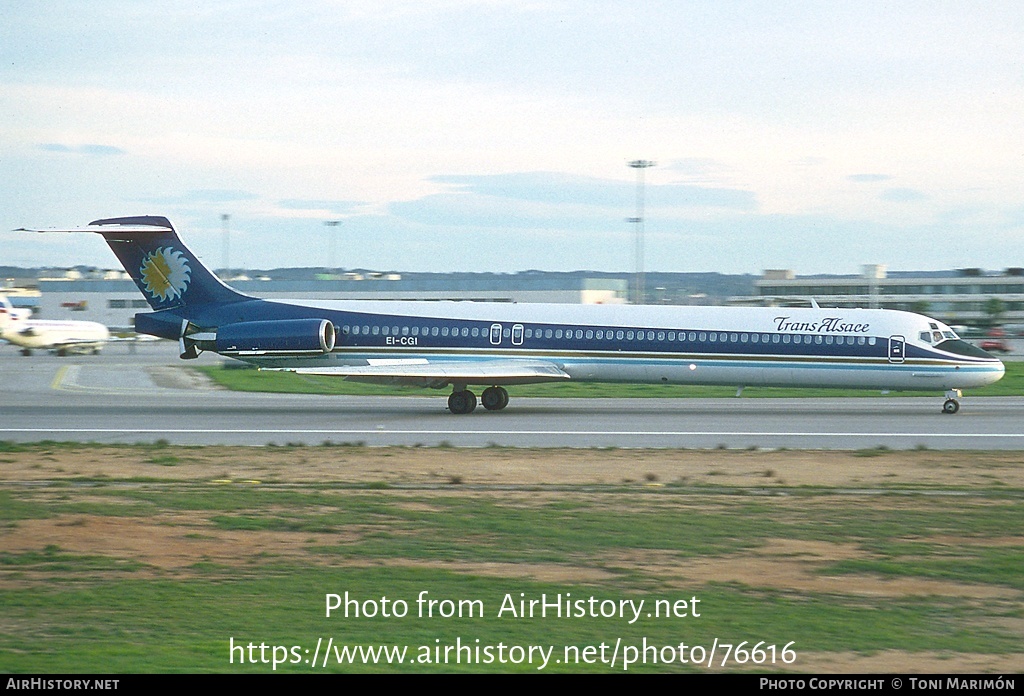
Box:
left=741, top=265, right=1024, bottom=327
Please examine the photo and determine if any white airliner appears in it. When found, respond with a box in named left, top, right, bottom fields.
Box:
left=0, top=294, right=110, bottom=356
left=25, top=216, right=1005, bottom=413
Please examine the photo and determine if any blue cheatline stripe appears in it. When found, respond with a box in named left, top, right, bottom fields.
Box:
left=312, top=348, right=999, bottom=374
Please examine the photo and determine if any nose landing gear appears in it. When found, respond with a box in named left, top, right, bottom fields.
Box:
left=942, top=389, right=962, bottom=414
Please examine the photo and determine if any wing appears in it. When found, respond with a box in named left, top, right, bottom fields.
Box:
left=265, top=359, right=571, bottom=388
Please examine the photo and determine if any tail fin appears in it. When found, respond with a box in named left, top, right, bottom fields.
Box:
left=86, top=216, right=249, bottom=313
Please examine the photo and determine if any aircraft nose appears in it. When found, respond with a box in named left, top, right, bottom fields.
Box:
left=980, top=355, right=1006, bottom=386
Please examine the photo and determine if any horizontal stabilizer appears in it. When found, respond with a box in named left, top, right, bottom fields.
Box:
left=16, top=224, right=173, bottom=234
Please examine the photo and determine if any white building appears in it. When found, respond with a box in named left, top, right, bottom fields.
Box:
left=744, top=266, right=1024, bottom=326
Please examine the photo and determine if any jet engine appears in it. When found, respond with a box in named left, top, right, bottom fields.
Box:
left=214, top=318, right=336, bottom=355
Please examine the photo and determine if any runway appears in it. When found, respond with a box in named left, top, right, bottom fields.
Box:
left=2, top=342, right=1023, bottom=449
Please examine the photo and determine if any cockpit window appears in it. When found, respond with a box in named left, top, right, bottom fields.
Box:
left=921, top=327, right=960, bottom=344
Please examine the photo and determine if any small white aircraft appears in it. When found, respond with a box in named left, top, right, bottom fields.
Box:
left=0, top=295, right=110, bottom=356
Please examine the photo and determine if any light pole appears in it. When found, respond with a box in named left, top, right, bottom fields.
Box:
left=220, top=213, right=231, bottom=280
left=324, top=220, right=341, bottom=274
left=627, top=159, right=655, bottom=304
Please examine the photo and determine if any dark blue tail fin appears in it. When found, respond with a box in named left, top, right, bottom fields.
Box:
left=88, top=216, right=249, bottom=313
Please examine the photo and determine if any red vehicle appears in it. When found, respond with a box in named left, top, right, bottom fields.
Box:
left=980, top=339, right=1012, bottom=353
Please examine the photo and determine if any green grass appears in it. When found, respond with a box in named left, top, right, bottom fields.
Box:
left=1, top=469, right=1021, bottom=672
left=195, top=360, right=1024, bottom=398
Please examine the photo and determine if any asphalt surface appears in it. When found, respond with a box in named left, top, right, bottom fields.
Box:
left=1, top=341, right=1023, bottom=449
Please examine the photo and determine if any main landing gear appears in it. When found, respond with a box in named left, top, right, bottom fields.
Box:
left=447, top=386, right=509, bottom=414
left=942, top=389, right=962, bottom=415
left=481, top=386, right=510, bottom=411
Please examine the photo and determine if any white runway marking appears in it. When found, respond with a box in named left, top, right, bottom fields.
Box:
left=3, top=428, right=1024, bottom=439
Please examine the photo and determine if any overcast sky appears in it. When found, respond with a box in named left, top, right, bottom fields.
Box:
left=2, top=1, right=1022, bottom=275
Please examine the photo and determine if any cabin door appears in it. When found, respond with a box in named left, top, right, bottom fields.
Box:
left=888, top=335, right=906, bottom=364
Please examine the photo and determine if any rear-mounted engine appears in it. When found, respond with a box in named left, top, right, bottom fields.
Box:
left=214, top=318, right=336, bottom=355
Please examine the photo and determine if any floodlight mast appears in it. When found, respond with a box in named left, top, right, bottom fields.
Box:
left=220, top=213, right=231, bottom=281
left=627, top=159, right=655, bottom=304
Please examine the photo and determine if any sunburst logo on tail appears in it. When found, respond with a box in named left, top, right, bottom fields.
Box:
left=140, top=247, right=191, bottom=302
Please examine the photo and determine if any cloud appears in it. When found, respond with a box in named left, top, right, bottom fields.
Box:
left=880, top=187, right=929, bottom=203
left=36, top=143, right=125, bottom=156
left=847, top=173, right=893, bottom=183
left=277, top=199, right=365, bottom=214
left=135, top=190, right=260, bottom=205
left=430, top=171, right=756, bottom=211
left=664, top=158, right=734, bottom=183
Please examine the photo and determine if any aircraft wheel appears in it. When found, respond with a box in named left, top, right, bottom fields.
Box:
left=20, top=349, right=32, bottom=357
left=56, top=348, right=67, bottom=357
left=481, top=386, right=509, bottom=411
left=448, top=390, right=477, bottom=414
left=942, top=399, right=960, bottom=415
